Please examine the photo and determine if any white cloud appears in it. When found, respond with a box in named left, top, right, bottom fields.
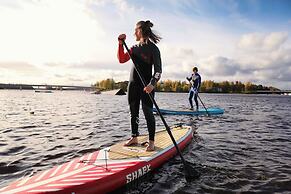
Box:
left=200, top=56, right=240, bottom=77
left=153, top=42, right=203, bottom=82
left=238, top=32, right=288, bottom=52
left=235, top=32, right=291, bottom=72
left=0, top=62, right=41, bottom=74
left=112, top=0, right=139, bottom=13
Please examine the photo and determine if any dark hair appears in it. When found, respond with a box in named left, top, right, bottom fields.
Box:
left=136, top=20, right=162, bottom=44
left=193, top=67, right=198, bottom=72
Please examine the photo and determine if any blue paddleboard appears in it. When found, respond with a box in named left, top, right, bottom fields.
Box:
left=153, top=107, right=224, bottom=115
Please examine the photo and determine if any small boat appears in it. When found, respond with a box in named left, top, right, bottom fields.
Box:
left=91, top=91, right=101, bottom=94
left=35, top=90, right=53, bottom=93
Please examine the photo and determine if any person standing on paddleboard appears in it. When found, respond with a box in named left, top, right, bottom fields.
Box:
left=186, top=67, right=201, bottom=111
left=117, top=20, right=162, bottom=151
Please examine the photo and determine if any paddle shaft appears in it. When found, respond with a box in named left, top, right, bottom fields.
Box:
left=197, top=94, right=210, bottom=116
left=122, top=40, right=188, bottom=167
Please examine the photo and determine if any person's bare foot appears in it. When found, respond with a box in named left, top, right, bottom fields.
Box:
left=124, top=137, right=138, bottom=146
left=145, top=140, right=155, bottom=151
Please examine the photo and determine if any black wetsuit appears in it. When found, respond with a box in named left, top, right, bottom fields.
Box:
left=118, top=41, right=162, bottom=141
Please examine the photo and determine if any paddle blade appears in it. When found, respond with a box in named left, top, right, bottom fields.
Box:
left=184, top=162, right=200, bottom=181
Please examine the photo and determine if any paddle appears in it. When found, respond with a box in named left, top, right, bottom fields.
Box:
left=122, top=40, right=200, bottom=180
left=197, top=94, right=210, bottom=116
left=187, top=80, right=210, bottom=116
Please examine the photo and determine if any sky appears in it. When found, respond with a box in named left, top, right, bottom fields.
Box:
left=0, top=0, right=290, bottom=89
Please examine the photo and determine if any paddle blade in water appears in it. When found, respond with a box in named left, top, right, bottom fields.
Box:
left=184, top=162, right=201, bottom=181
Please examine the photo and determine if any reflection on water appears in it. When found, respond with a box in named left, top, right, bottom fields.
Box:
left=0, top=90, right=291, bottom=193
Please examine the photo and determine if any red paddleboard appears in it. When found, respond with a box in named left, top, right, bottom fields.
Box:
left=0, top=125, right=193, bottom=194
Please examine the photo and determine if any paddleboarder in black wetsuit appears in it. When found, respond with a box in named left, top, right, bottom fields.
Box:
left=187, top=67, right=201, bottom=111
left=117, top=20, right=162, bottom=151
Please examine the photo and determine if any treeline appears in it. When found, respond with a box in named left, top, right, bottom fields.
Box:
left=198, top=80, right=279, bottom=93
left=94, top=79, right=128, bottom=91
left=94, top=79, right=278, bottom=93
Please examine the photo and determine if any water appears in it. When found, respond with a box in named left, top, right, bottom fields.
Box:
left=0, top=90, right=291, bottom=193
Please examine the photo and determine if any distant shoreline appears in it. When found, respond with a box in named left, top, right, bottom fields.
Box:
left=1, top=88, right=290, bottom=95
left=0, top=83, right=92, bottom=91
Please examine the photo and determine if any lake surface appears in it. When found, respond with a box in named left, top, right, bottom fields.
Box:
left=0, top=90, right=291, bottom=193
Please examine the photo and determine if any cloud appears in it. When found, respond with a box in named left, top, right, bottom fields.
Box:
left=0, top=62, right=43, bottom=75
left=54, top=74, right=64, bottom=78
left=0, top=61, right=47, bottom=84
left=252, top=67, right=291, bottom=83
left=112, top=0, right=139, bottom=13
left=161, top=41, right=291, bottom=88
left=156, top=29, right=291, bottom=89
left=52, top=73, right=93, bottom=85
left=201, top=44, right=291, bottom=88
left=67, top=77, right=86, bottom=82
left=0, top=0, right=24, bottom=9
left=200, top=56, right=241, bottom=76
left=238, top=32, right=288, bottom=51
left=53, top=68, right=130, bottom=84
left=68, top=61, right=130, bottom=71
left=235, top=32, right=291, bottom=74
left=89, top=0, right=140, bottom=14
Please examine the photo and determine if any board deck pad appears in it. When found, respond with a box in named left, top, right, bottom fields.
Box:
left=109, top=127, right=189, bottom=159
left=0, top=126, right=193, bottom=194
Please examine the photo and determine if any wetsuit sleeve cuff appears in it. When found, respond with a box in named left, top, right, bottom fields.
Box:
left=150, top=72, right=161, bottom=86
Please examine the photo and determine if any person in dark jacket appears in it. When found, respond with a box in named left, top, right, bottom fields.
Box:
left=186, top=67, right=201, bottom=111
